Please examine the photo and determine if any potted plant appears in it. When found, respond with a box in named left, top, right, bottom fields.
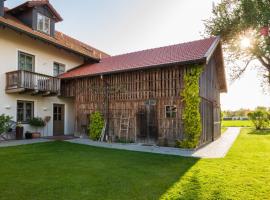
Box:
left=16, top=122, right=24, bottom=140
left=25, top=131, right=32, bottom=139
left=29, top=117, right=45, bottom=139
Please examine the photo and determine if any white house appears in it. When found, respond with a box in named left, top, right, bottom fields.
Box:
left=0, top=0, right=108, bottom=137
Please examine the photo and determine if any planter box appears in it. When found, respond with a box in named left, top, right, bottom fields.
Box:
left=32, top=132, right=41, bottom=139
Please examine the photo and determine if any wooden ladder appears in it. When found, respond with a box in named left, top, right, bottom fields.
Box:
left=119, top=114, right=130, bottom=141
left=99, top=121, right=107, bottom=142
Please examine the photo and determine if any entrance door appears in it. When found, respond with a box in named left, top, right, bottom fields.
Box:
left=53, top=104, right=65, bottom=136
left=137, top=100, right=158, bottom=143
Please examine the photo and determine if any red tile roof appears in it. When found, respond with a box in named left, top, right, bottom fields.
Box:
left=60, top=37, right=219, bottom=79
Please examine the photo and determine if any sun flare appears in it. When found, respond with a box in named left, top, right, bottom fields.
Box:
left=240, top=37, right=252, bottom=49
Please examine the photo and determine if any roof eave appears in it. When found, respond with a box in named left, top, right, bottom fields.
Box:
left=204, top=36, right=221, bottom=64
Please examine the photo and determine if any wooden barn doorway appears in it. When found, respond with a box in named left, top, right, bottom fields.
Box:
left=53, top=104, right=65, bottom=136
left=213, top=104, right=221, bottom=140
left=200, top=99, right=214, bottom=145
left=137, top=100, right=158, bottom=144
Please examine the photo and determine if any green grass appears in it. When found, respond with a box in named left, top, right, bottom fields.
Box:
left=222, top=120, right=254, bottom=127
left=1, top=128, right=270, bottom=200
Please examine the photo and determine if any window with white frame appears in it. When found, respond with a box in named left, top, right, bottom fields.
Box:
left=165, top=105, right=177, bottom=118
left=53, top=62, right=65, bottom=76
left=17, top=100, right=34, bottom=123
left=37, top=13, right=50, bottom=34
left=18, top=51, right=35, bottom=72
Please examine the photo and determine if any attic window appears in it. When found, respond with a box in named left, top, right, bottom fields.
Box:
left=37, top=13, right=50, bottom=34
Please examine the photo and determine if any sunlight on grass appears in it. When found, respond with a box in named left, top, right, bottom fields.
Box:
left=160, top=128, right=270, bottom=199
left=0, top=128, right=270, bottom=199
left=222, top=120, right=253, bottom=127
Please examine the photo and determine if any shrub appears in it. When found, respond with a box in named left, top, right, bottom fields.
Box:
left=0, top=114, right=12, bottom=134
left=248, top=110, right=270, bottom=130
left=29, top=117, right=45, bottom=131
left=88, top=112, right=104, bottom=141
left=178, top=65, right=203, bottom=149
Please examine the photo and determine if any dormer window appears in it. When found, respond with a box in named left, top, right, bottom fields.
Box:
left=37, top=13, right=50, bottom=34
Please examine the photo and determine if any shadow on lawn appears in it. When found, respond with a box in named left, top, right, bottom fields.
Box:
left=0, top=141, right=201, bottom=200
left=248, top=129, right=270, bottom=135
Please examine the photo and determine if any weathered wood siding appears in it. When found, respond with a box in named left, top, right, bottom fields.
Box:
left=199, top=52, right=221, bottom=145
left=62, top=65, right=187, bottom=145
left=61, top=59, right=221, bottom=146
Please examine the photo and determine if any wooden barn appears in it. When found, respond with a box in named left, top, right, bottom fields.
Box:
left=60, top=37, right=227, bottom=147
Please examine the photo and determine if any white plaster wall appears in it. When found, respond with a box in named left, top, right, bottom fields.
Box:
left=0, top=28, right=84, bottom=136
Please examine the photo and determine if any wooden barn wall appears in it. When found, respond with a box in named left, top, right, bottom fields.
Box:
left=61, top=60, right=221, bottom=146
left=199, top=54, right=221, bottom=145
left=61, top=65, right=188, bottom=144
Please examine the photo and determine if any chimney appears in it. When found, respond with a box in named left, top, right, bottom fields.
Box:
left=0, top=0, right=6, bottom=17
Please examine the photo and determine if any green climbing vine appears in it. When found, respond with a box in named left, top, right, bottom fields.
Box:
left=178, top=65, right=203, bottom=149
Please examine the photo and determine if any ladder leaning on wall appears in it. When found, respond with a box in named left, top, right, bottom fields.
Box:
left=119, top=113, right=130, bottom=141
left=99, top=121, right=107, bottom=142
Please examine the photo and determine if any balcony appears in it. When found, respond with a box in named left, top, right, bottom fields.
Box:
left=6, top=70, right=60, bottom=96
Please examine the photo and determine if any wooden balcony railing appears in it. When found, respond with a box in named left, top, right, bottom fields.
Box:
left=6, top=70, right=61, bottom=95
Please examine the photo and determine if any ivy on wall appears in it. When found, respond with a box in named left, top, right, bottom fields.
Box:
left=178, top=65, right=203, bottom=149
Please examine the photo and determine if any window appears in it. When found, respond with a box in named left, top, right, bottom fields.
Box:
left=165, top=105, right=177, bottom=118
left=18, top=51, right=35, bottom=71
left=37, top=13, right=50, bottom=34
left=17, top=101, right=34, bottom=123
left=53, top=62, right=65, bottom=76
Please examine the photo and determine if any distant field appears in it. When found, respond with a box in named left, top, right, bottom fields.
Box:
left=222, top=120, right=253, bottom=127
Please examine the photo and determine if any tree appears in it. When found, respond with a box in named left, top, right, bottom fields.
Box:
left=248, top=109, right=270, bottom=130
left=205, top=0, right=270, bottom=89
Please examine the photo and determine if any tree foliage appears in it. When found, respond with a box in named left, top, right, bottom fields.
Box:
left=89, top=112, right=104, bottom=141
left=248, top=108, right=270, bottom=130
left=178, top=65, right=203, bottom=149
left=0, top=114, right=12, bottom=134
left=205, top=0, right=270, bottom=89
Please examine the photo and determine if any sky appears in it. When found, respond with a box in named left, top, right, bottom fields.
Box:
left=6, top=0, right=270, bottom=111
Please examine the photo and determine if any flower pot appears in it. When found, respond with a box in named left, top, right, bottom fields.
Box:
left=16, top=126, right=24, bottom=140
left=25, top=132, right=33, bottom=139
left=32, top=132, right=41, bottom=139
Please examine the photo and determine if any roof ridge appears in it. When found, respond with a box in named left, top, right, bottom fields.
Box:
left=103, top=37, right=217, bottom=60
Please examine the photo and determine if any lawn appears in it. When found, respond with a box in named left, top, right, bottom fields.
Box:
left=222, top=120, right=254, bottom=127
left=0, top=128, right=270, bottom=200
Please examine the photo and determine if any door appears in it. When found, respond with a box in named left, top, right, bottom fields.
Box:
left=137, top=100, right=158, bottom=143
left=53, top=104, right=65, bottom=136
left=213, top=105, right=221, bottom=139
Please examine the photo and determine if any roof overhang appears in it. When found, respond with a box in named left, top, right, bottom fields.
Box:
left=204, top=36, right=227, bottom=93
